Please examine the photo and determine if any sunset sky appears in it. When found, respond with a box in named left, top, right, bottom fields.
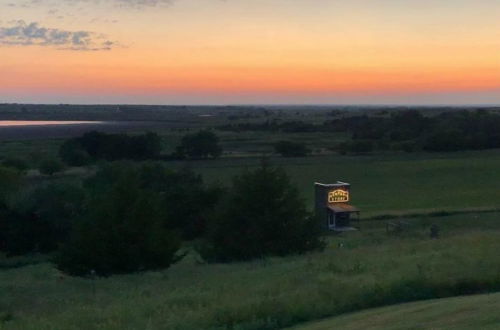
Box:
left=1, top=0, right=499, bottom=105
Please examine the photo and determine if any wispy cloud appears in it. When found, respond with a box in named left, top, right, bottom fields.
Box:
left=114, top=0, right=174, bottom=7
left=5, top=0, right=176, bottom=9
left=0, top=20, right=117, bottom=50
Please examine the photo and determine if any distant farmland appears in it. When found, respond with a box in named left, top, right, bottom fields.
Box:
left=0, top=121, right=182, bottom=141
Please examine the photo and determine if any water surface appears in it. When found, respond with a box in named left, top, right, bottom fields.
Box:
left=0, top=121, right=104, bottom=127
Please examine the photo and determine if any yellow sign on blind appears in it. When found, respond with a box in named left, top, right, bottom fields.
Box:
left=328, top=189, right=349, bottom=203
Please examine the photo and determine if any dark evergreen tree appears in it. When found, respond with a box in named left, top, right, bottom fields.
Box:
left=203, top=161, right=324, bottom=262
left=56, top=172, right=180, bottom=276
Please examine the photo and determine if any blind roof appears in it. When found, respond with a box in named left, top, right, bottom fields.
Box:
left=327, top=203, right=359, bottom=213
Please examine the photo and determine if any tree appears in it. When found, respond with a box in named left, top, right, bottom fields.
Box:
left=56, top=172, right=180, bottom=276
left=85, top=162, right=222, bottom=240
left=39, top=158, right=64, bottom=176
left=274, top=141, right=310, bottom=157
left=176, top=130, right=222, bottom=159
left=202, top=161, right=324, bottom=262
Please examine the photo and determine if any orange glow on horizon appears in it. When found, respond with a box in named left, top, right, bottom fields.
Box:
left=1, top=0, right=499, bottom=103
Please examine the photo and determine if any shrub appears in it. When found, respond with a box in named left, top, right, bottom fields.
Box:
left=38, top=158, right=64, bottom=176
left=202, top=160, right=324, bottom=262
left=56, top=172, right=180, bottom=276
left=175, top=130, right=222, bottom=159
left=274, top=141, right=310, bottom=157
left=59, top=140, right=91, bottom=166
left=1, top=158, right=29, bottom=172
left=1, top=182, right=86, bottom=255
left=0, top=167, right=21, bottom=202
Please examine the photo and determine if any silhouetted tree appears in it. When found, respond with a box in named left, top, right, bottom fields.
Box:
left=202, top=160, right=324, bottom=262
left=59, top=131, right=163, bottom=164
left=176, top=130, right=222, bottom=159
left=56, top=171, right=180, bottom=276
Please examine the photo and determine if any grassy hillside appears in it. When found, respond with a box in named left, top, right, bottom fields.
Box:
left=1, top=212, right=500, bottom=330
left=289, top=292, right=500, bottom=330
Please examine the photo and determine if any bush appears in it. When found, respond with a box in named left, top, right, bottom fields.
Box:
left=59, top=140, right=91, bottom=166
left=0, top=167, right=21, bottom=202
left=0, top=182, right=84, bottom=255
left=56, top=171, right=180, bottom=276
left=175, top=130, right=222, bottom=159
left=274, top=141, right=310, bottom=157
left=1, top=158, right=29, bottom=172
left=1, top=182, right=86, bottom=255
left=38, top=158, right=64, bottom=176
left=202, top=160, right=324, bottom=262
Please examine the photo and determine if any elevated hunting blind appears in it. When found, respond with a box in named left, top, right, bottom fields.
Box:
left=315, top=182, right=360, bottom=232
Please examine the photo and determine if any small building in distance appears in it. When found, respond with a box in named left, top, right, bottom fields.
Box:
left=314, top=181, right=360, bottom=232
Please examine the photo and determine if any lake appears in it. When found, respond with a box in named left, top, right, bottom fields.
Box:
left=0, top=121, right=104, bottom=127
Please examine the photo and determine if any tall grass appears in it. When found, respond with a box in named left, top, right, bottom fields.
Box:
left=1, top=213, right=500, bottom=329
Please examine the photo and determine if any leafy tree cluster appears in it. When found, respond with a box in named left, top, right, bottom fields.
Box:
left=60, top=131, right=162, bottom=165
left=60, top=130, right=223, bottom=166
left=1, top=158, right=323, bottom=276
left=0, top=162, right=220, bottom=274
left=58, top=162, right=226, bottom=275
left=222, top=110, right=500, bottom=154
left=175, top=130, right=222, bottom=159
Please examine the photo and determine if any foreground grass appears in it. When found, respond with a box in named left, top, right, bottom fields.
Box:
left=289, top=292, right=500, bottom=330
left=1, top=213, right=500, bottom=329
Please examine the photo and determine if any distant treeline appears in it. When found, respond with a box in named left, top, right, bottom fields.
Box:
left=220, top=110, right=500, bottom=153
left=0, top=104, right=271, bottom=121
left=60, top=130, right=222, bottom=165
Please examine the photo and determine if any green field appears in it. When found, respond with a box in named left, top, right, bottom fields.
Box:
left=5, top=127, right=500, bottom=218
left=1, top=212, right=500, bottom=329
left=288, top=292, right=500, bottom=330
left=2, top=119, right=500, bottom=329
left=166, top=149, right=500, bottom=217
